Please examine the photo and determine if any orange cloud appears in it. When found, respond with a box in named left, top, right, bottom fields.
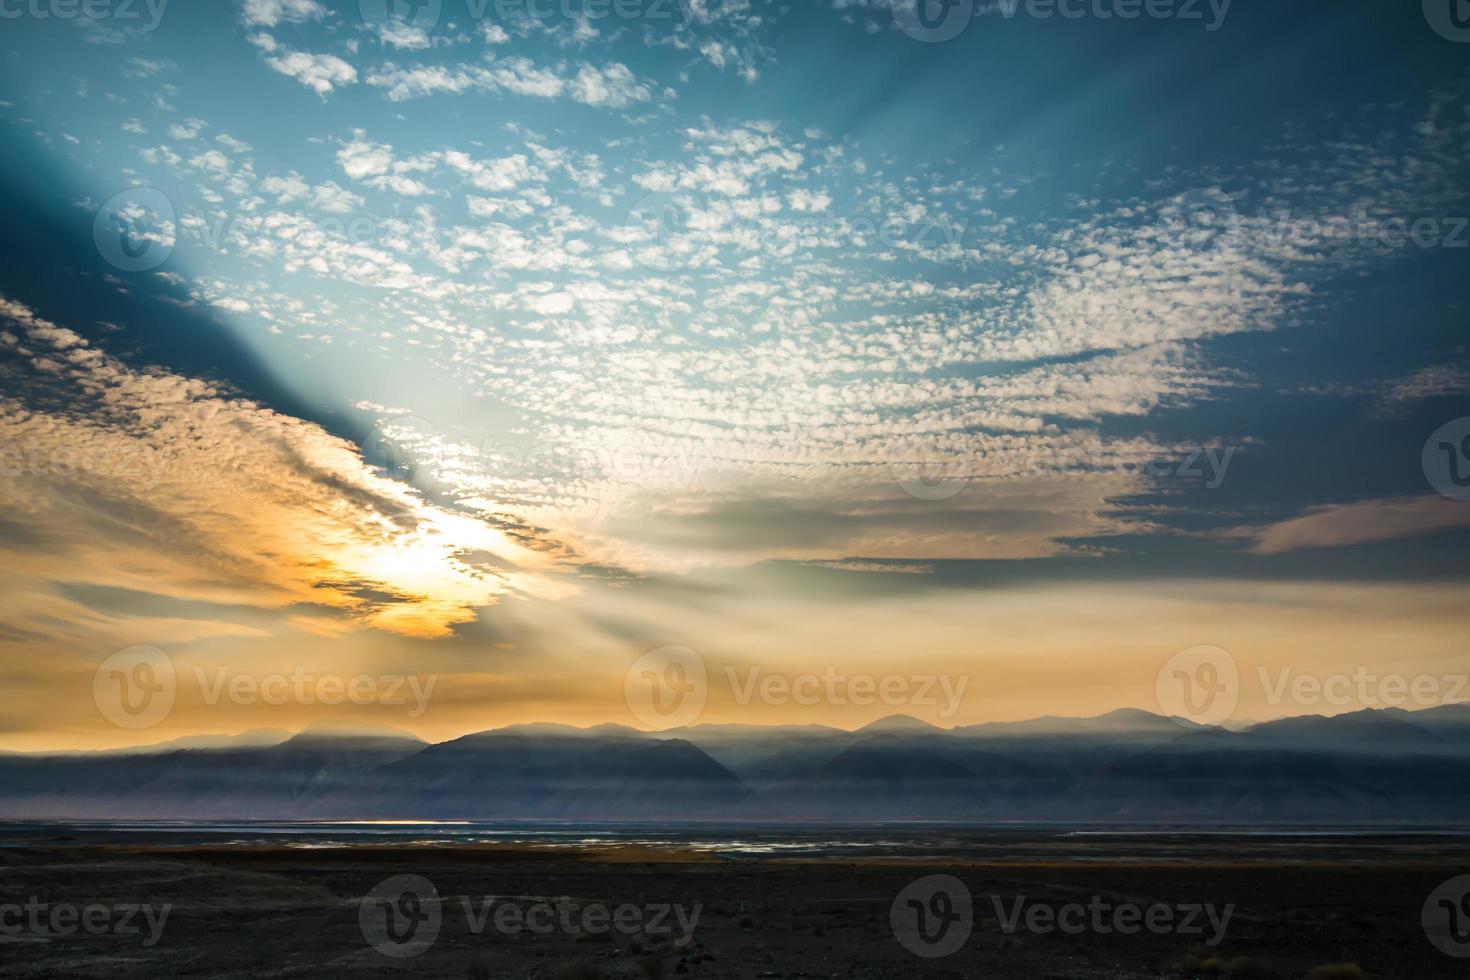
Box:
left=0, top=297, right=573, bottom=641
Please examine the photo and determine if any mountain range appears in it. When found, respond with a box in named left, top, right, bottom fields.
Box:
left=2, top=705, right=1468, bottom=823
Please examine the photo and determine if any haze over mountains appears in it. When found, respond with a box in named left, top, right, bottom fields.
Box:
left=2, top=705, right=1467, bottom=824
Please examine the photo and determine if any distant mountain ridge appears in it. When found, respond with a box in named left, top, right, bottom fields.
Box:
left=1, top=704, right=1467, bottom=823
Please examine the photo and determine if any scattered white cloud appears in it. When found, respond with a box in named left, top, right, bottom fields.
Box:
left=167, top=118, right=205, bottom=140
left=364, top=57, right=653, bottom=108
left=241, top=0, right=327, bottom=28
left=378, top=21, right=431, bottom=50
left=264, top=50, right=359, bottom=96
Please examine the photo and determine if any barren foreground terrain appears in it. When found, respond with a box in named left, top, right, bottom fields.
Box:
left=1, top=830, right=1466, bottom=978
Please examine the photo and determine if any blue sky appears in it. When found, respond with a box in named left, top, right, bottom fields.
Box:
left=0, top=0, right=1468, bottom=745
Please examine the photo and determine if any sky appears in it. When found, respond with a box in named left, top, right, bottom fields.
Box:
left=0, top=0, right=1468, bottom=750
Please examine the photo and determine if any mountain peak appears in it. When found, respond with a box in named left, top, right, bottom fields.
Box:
left=288, top=724, right=424, bottom=745
left=855, top=714, right=945, bottom=734
left=477, top=722, right=645, bottom=739
left=955, top=707, right=1197, bottom=738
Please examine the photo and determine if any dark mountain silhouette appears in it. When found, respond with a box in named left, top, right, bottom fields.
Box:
left=677, top=723, right=852, bottom=780
left=1, top=705, right=1466, bottom=823
left=0, top=731, right=424, bottom=819
left=1235, top=707, right=1464, bottom=755
left=855, top=713, right=947, bottom=734
left=956, top=707, right=1205, bottom=739
left=307, top=729, right=747, bottom=820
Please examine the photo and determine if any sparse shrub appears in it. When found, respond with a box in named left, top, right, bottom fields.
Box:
left=1306, top=966, right=1366, bottom=980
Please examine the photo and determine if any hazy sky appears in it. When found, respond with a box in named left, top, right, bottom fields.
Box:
left=0, top=0, right=1468, bottom=750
